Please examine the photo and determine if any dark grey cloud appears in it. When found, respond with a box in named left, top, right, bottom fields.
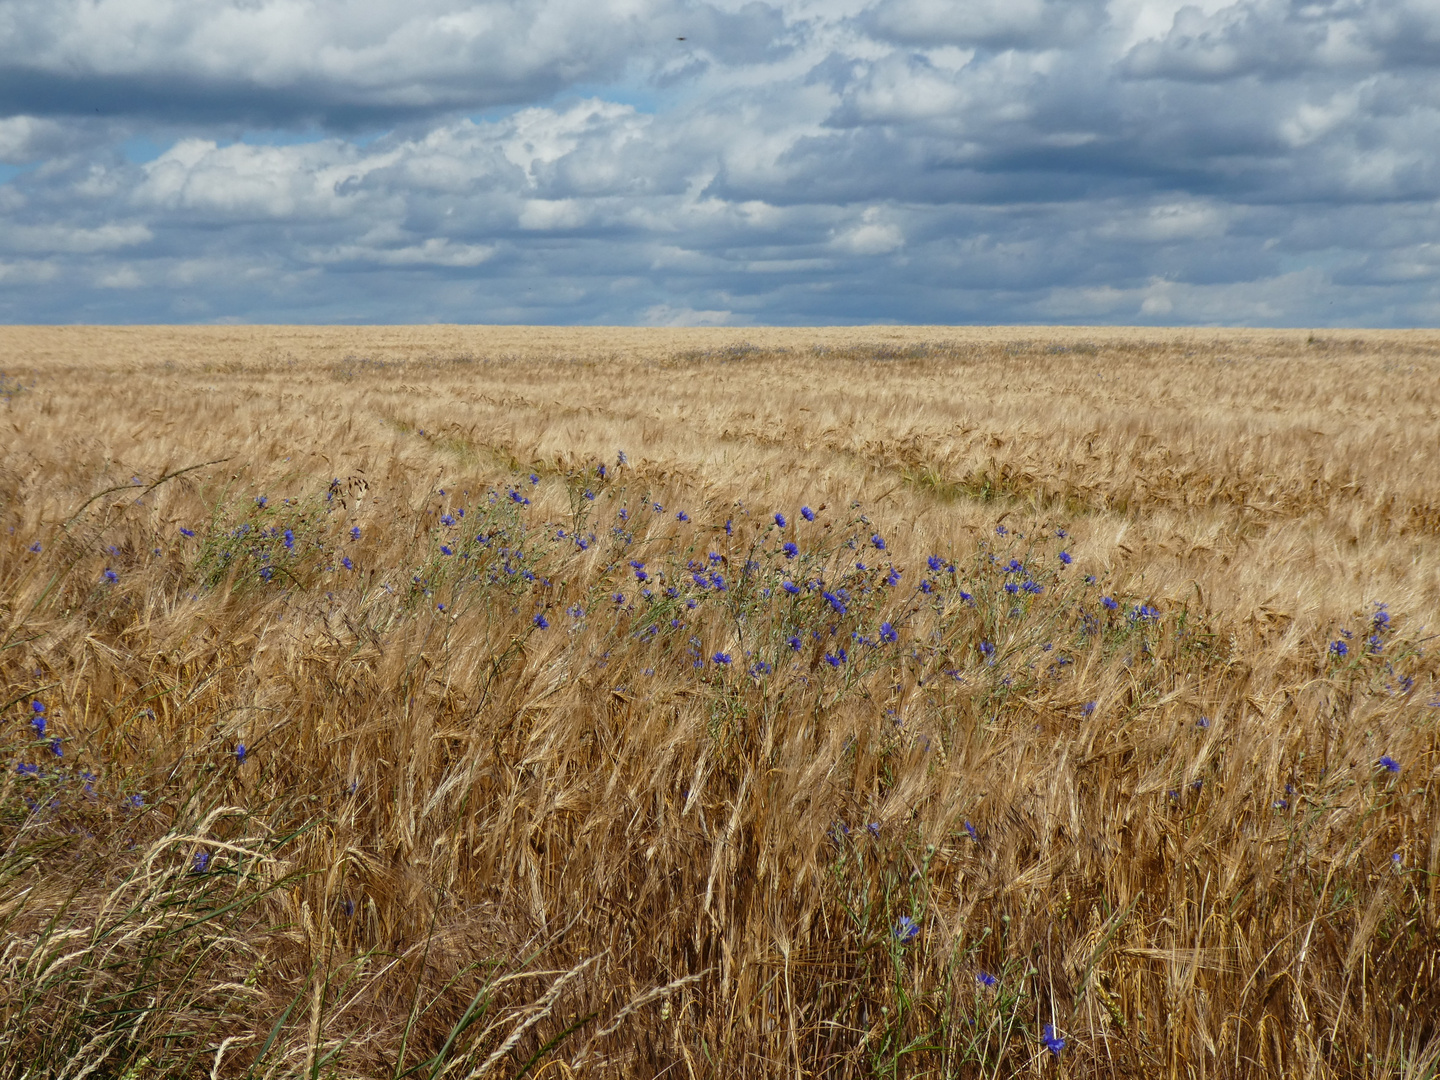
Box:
left=1, top=0, right=1438, bottom=326
left=0, top=0, right=779, bottom=128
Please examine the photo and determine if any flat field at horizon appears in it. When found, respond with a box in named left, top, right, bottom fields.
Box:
left=1, top=325, right=1439, bottom=1078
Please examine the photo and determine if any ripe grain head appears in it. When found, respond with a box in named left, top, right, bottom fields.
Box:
left=0, top=325, right=1437, bottom=1077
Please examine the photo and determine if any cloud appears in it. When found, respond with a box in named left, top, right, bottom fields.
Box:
left=96, top=265, right=143, bottom=288
left=865, top=0, right=1108, bottom=49
left=0, top=0, right=787, bottom=127
left=1, top=0, right=1439, bottom=325
left=832, top=208, right=904, bottom=255
left=0, top=115, right=83, bottom=163
left=1122, top=0, right=1440, bottom=83
left=308, top=238, right=496, bottom=267
left=3, top=223, right=152, bottom=253
left=0, top=258, right=60, bottom=285
left=643, top=303, right=740, bottom=325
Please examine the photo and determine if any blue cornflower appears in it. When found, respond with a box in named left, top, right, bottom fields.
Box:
left=676, top=511, right=689, bottom=521
left=1101, top=596, right=1119, bottom=611
left=782, top=541, right=798, bottom=559
left=1131, top=604, right=1159, bottom=622
left=1005, top=559, right=1024, bottom=574
left=787, top=635, right=802, bottom=651
left=894, top=916, right=919, bottom=942
left=50, top=739, right=62, bottom=757
left=782, top=580, right=800, bottom=595
left=351, top=526, right=361, bottom=540
left=281, top=528, right=294, bottom=550
left=192, top=851, right=211, bottom=874
left=582, top=491, right=594, bottom=501
left=879, top=622, right=898, bottom=643
left=530, top=473, right=540, bottom=484
left=28, top=542, right=41, bottom=553
left=978, top=641, right=995, bottom=658
left=822, top=590, right=847, bottom=615
left=618, top=507, right=629, bottom=521
left=256, top=496, right=267, bottom=508
left=1056, top=528, right=1068, bottom=538
left=713, top=652, right=732, bottom=665
left=995, top=524, right=1007, bottom=535
left=30, top=710, right=46, bottom=738
left=617, top=450, right=628, bottom=465
left=1004, top=582, right=1020, bottom=594
left=1043, top=1025, right=1064, bottom=1057
left=871, top=534, right=886, bottom=551
left=887, top=568, right=901, bottom=587
left=724, top=519, right=733, bottom=535
left=977, top=971, right=997, bottom=988
left=1022, top=580, right=1043, bottom=594
left=774, top=513, right=787, bottom=527
left=801, top=506, right=815, bottom=521
left=533, top=614, right=549, bottom=629
left=1059, top=551, right=1072, bottom=565
left=653, top=503, right=664, bottom=512
left=752, top=661, right=772, bottom=675
left=440, top=545, right=453, bottom=556
left=613, top=593, right=625, bottom=605
left=342, top=556, right=353, bottom=570
left=823, top=648, right=847, bottom=667
left=440, top=514, right=455, bottom=527
left=236, top=743, right=247, bottom=764
left=597, top=464, right=606, bottom=479
left=1082, top=701, right=1096, bottom=716
left=1379, top=755, right=1401, bottom=773
left=965, top=820, right=979, bottom=841
left=103, top=568, right=119, bottom=584
left=32, top=700, right=45, bottom=715
left=1330, top=640, right=1349, bottom=658
left=180, top=527, right=196, bottom=537
left=16, top=763, right=39, bottom=776
left=927, top=555, right=942, bottom=572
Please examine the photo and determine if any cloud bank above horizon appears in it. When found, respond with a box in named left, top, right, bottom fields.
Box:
left=2, top=0, right=1438, bottom=326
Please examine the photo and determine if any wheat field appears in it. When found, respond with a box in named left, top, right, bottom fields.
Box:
left=1, top=325, right=1439, bottom=1079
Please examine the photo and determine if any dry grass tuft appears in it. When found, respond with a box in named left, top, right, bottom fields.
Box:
left=1, top=325, right=1439, bottom=1078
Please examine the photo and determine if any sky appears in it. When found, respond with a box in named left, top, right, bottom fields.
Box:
left=1, top=0, right=1438, bottom=326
